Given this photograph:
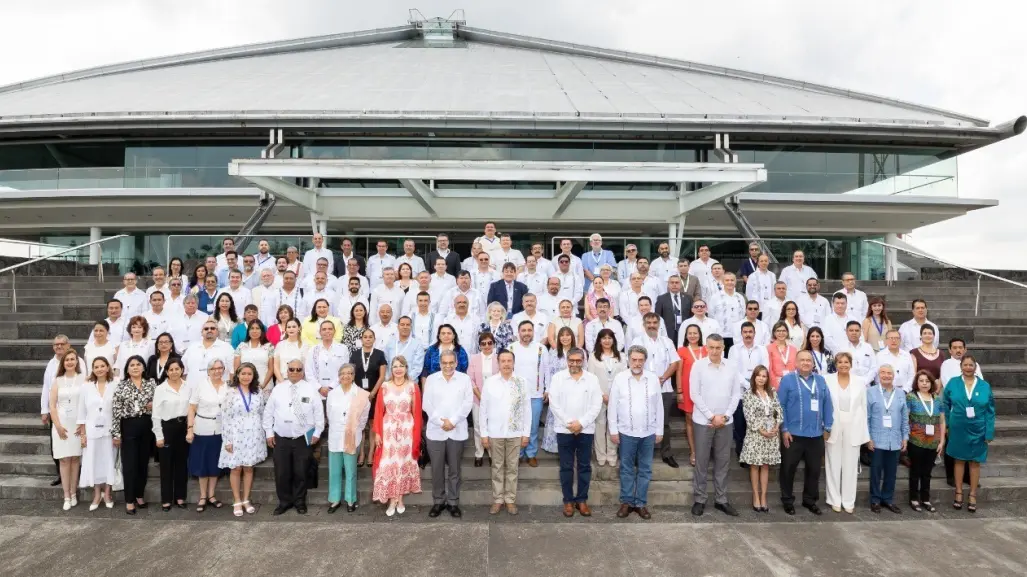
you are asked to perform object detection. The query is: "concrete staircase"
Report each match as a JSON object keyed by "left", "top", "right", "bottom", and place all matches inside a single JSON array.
[{"left": 0, "top": 276, "right": 1024, "bottom": 506}]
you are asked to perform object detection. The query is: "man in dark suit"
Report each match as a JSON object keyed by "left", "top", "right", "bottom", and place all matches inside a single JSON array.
[
  {"left": 487, "top": 263, "right": 529, "bottom": 317},
  {"left": 332, "top": 237, "right": 366, "bottom": 278},
  {"left": 653, "top": 275, "right": 693, "bottom": 346},
  {"left": 426, "top": 233, "right": 462, "bottom": 278}
]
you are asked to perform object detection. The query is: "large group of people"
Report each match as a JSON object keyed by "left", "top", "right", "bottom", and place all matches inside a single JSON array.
[{"left": 39, "top": 226, "right": 996, "bottom": 519}]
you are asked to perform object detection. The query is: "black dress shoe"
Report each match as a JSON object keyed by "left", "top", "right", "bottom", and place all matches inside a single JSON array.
[
  {"left": 347, "top": 503, "right": 357, "bottom": 513},
  {"left": 272, "top": 504, "right": 292, "bottom": 516},
  {"left": 870, "top": 503, "right": 882, "bottom": 513},
  {"left": 161, "top": 504, "right": 171, "bottom": 512},
  {"left": 739, "top": 462, "right": 750, "bottom": 469},
  {"left": 803, "top": 504, "right": 822, "bottom": 516},
  {"left": 327, "top": 503, "right": 342, "bottom": 514},
  {"left": 760, "top": 507, "right": 769, "bottom": 513},
  {"left": 691, "top": 503, "right": 704, "bottom": 516},
  {"left": 135, "top": 502, "right": 148, "bottom": 509},
  {"left": 714, "top": 502, "right": 739, "bottom": 517},
  {"left": 125, "top": 507, "right": 137, "bottom": 516},
  {"left": 783, "top": 504, "right": 796, "bottom": 515},
  {"left": 449, "top": 505, "right": 462, "bottom": 518},
  {"left": 429, "top": 504, "right": 445, "bottom": 518},
  {"left": 662, "top": 456, "right": 679, "bottom": 469},
  {"left": 50, "top": 478, "right": 62, "bottom": 487},
  {"left": 474, "top": 458, "right": 483, "bottom": 467},
  {"left": 884, "top": 503, "right": 902, "bottom": 514},
  {"left": 175, "top": 502, "right": 188, "bottom": 510},
  {"left": 296, "top": 505, "right": 308, "bottom": 515}
]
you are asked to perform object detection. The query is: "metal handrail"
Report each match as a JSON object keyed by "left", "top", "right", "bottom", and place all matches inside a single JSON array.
[
  {"left": 864, "top": 239, "right": 1027, "bottom": 316},
  {"left": 165, "top": 234, "right": 439, "bottom": 265},
  {"left": 1, "top": 234, "right": 128, "bottom": 312}
]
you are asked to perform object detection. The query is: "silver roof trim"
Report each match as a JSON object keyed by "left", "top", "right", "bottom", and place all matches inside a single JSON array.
[{"left": 0, "top": 21, "right": 991, "bottom": 128}]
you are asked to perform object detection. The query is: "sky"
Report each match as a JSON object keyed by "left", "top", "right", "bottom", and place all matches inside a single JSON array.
[{"left": 1, "top": 0, "right": 1024, "bottom": 269}]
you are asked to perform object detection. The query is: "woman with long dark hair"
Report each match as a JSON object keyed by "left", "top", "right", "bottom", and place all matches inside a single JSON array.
[
  {"left": 342, "top": 302, "right": 370, "bottom": 349},
  {"left": 907, "top": 369, "right": 945, "bottom": 512},
  {"left": 778, "top": 301, "right": 806, "bottom": 350},
  {"left": 111, "top": 355, "right": 156, "bottom": 514},
  {"left": 542, "top": 326, "right": 577, "bottom": 454},
  {"left": 587, "top": 328, "right": 625, "bottom": 466},
  {"left": 79, "top": 356, "right": 117, "bottom": 511},
  {"left": 266, "top": 304, "right": 294, "bottom": 346},
  {"left": 421, "top": 323, "right": 470, "bottom": 378},
  {"left": 235, "top": 320, "right": 275, "bottom": 400},
  {"left": 862, "top": 296, "right": 893, "bottom": 352},
  {"left": 740, "top": 365, "right": 782, "bottom": 512},
  {"left": 942, "top": 355, "right": 995, "bottom": 513},
  {"left": 189, "top": 264, "right": 208, "bottom": 295},
  {"left": 169, "top": 257, "right": 188, "bottom": 293},
  {"left": 146, "top": 332, "right": 180, "bottom": 384},
  {"left": 220, "top": 362, "right": 267, "bottom": 517},
  {"left": 213, "top": 293, "right": 239, "bottom": 343},
  {"left": 50, "top": 349, "right": 85, "bottom": 510},
  {"left": 676, "top": 323, "right": 706, "bottom": 466},
  {"left": 152, "top": 357, "right": 190, "bottom": 511},
  {"left": 803, "top": 326, "right": 835, "bottom": 375}
]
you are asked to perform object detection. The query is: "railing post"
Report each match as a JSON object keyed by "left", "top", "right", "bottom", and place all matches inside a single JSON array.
[
  {"left": 10, "top": 272, "right": 15, "bottom": 313},
  {"left": 975, "top": 275, "right": 981, "bottom": 317}
]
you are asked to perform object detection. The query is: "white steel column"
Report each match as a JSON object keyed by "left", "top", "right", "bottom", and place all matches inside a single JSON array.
[
  {"left": 668, "top": 223, "right": 678, "bottom": 257},
  {"left": 884, "top": 233, "right": 900, "bottom": 282},
  {"left": 88, "top": 227, "right": 101, "bottom": 265}
]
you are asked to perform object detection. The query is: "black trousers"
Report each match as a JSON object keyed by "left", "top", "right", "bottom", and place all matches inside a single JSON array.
[
  {"left": 47, "top": 417, "right": 60, "bottom": 478},
  {"left": 158, "top": 417, "right": 189, "bottom": 504},
  {"left": 907, "top": 443, "right": 936, "bottom": 503},
  {"left": 659, "top": 392, "right": 675, "bottom": 457},
  {"left": 120, "top": 416, "right": 152, "bottom": 503},
  {"left": 732, "top": 403, "right": 747, "bottom": 460},
  {"left": 273, "top": 434, "right": 311, "bottom": 507},
  {"left": 723, "top": 337, "right": 735, "bottom": 356},
  {"left": 780, "top": 435, "right": 824, "bottom": 507}
]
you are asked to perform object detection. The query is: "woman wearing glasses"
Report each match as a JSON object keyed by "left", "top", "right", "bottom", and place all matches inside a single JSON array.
[
  {"left": 187, "top": 358, "right": 230, "bottom": 512},
  {"left": 111, "top": 355, "right": 156, "bottom": 515},
  {"left": 468, "top": 332, "right": 499, "bottom": 467}
]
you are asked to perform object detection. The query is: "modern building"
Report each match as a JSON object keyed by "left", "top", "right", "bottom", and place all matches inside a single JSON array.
[{"left": 0, "top": 12, "right": 1023, "bottom": 278}]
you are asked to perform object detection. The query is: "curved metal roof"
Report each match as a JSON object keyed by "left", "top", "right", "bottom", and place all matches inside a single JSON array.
[{"left": 0, "top": 20, "right": 1005, "bottom": 136}]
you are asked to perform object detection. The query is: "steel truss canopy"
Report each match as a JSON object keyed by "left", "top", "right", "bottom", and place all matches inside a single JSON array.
[{"left": 228, "top": 159, "right": 768, "bottom": 223}]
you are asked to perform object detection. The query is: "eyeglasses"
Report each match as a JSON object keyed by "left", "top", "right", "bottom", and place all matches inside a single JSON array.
[
  {"left": 692, "top": 305, "right": 706, "bottom": 309},
  {"left": 746, "top": 307, "right": 759, "bottom": 311},
  {"left": 203, "top": 327, "right": 217, "bottom": 332},
  {"left": 209, "top": 367, "right": 225, "bottom": 372},
  {"left": 626, "top": 248, "right": 637, "bottom": 252},
  {"left": 287, "top": 368, "right": 304, "bottom": 373},
  {"left": 480, "top": 340, "right": 494, "bottom": 346}
]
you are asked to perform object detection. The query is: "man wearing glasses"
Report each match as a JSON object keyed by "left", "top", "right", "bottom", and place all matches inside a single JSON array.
[
  {"left": 181, "top": 320, "right": 235, "bottom": 386},
  {"left": 548, "top": 348, "right": 602, "bottom": 517},
  {"left": 680, "top": 300, "right": 722, "bottom": 347},
  {"left": 264, "top": 359, "right": 324, "bottom": 515}
]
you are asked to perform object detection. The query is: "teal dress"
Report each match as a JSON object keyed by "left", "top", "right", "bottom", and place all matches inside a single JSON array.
[{"left": 940, "top": 376, "right": 995, "bottom": 463}]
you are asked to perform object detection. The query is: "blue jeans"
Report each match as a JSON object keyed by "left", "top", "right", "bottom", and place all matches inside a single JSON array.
[
  {"left": 521, "top": 398, "right": 544, "bottom": 458},
  {"left": 870, "top": 448, "right": 900, "bottom": 505},
  {"left": 618, "top": 434, "right": 655, "bottom": 507},
  {"left": 557, "top": 433, "right": 594, "bottom": 503}
]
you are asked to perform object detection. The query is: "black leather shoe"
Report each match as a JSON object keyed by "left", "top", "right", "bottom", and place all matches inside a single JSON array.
[
  {"left": 783, "top": 504, "right": 796, "bottom": 515},
  {"left": 50, "top": 478, "right": 62, "bottom": 487},
  {"left": 272, "top": 504, "right": 292, "bottom": 516},
  {"left": 803, "top": 504, "right": 822, "bottom": 516},
  {"left": 714, "top": 502, "right": 739, "bottom": 517},
  {"left": 884, "top": 503, "right": 902, "bottom": 514},
  {"left": 474, "top": 458, "right": 483, "bottom": 467},
  {"left": 691, "top": 503, "right": 704, "bottom": 516},
  {"left": 347, "top": 503, "right": 357, "bottom": 513},
  {"left": 125, "top": 507, "right": 137, "bottom": 516},
  {"left": 135, "top": 502, "right": 148, "bottom": 509},
  {"left": 662, "top": 456, "right": 679, "bottom": 469},
  {"left": 161, "top": 504, "right": 171, "bottom": 512},
  {"left": 327, "top": 503, "right": 342, "bottom": 514},
  {"left": 175, "top": 502, "right": 188, "bottom": 510},
  {"left": 870, "top": 503, "right": 882, "bottom": 513},
  {"left": 449, "top": 505, "right": 462, "bottom": 518},
  {"left": 296, "top": 505, "right": 308, "bottom": 515},
  {"left": 429, "top": 504, "right": 445, "bottom": 518}
]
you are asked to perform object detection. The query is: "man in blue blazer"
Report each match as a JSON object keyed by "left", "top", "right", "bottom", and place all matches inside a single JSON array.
[
  {"left": 487, "top": 263, "right": 530, "bottom": 317},
  {"left": 778, "top": 350, "right": 834, "bottom": 516}
]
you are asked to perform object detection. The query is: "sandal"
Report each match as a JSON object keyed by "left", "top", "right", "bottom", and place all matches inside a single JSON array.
[
  {"left": 909, "top": 500, "right": 922, "bottom": 512},
  {"left": 208, "top": 497, "right": 224, "bottom": 509},
  {"left": 968, "top": 495, "right": 977, "bottom": 513},
  {"left": 953, "top": 492, "right": 963, "bottom": 510},
  {"left": 689, "top": 453, "right": 696, "bottom": 467},
  {"left": 196, "top": 498, "right": 207, "bottom": 513},
  {"left": 923, "top": 501, "right": 937, "bottom": 513},
  {"left": 242, "top": 500, "right": 256, "bottom": 515},
  {"left": 233, "top": 503, "right": 244, "bottom": 517}
]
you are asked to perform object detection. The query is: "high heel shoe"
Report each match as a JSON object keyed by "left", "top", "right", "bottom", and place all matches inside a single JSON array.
[
  {"left": 953, "top": 491, "right": 963, "bottom": 510},
  {"left": 967, "top": 495, "right": 977, "bottom": 513}
]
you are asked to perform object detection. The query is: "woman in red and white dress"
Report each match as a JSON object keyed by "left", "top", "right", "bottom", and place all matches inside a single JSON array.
[{"left": 371, "top": 356, "right": 422, "bottom": 516}]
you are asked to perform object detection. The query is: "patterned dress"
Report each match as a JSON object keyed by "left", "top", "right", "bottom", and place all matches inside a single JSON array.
[
  {"left": 478, "top": 321, "right": 514, "bottom": 351},
  {"left": 218, "top": 387, "right": 268, "bottom": 469},
  {"left": 372, "top": 382, "right": 422, "bottom": 502},
  {"left": 739, "top": 390, "right": 783, "bottom": 466}
]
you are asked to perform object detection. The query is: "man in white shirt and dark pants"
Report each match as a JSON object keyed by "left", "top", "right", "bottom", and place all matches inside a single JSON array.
[
  {"left": 422, "top": 351, "right": 474, "bottom": 518},
  {"left": 608, "top": 346, "right": 664, "bottom": 520},
  {"left": 548, "top": 348, "right": 603, "bottom": 517},
  {"left": 690, "top": 334, "right": 742, "bottom": 517},
  {"left": 263, "top": 359, "right": 324, "bottom": 516},
  {"left": 480, "top": 349, "right": 533, "bottom": 515}
]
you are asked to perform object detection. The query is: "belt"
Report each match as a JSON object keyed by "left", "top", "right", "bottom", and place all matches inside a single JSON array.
[
  {"left": 163, "top": 416, "right": 187, "bottom": 423},
  {"left": 196, "top": 414, "right": 217, "bottom": 420}
]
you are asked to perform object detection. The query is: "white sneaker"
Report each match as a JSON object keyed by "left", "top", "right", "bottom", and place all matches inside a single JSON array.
[
  {"left": 62, "top": 499, "right": 72, "bottom": 511},
  {"left": 70, "top": 496, "right": 78, "bottom": 507},
  {"left": 386, "top": 503, "right": 397, "bottom": 517},
  {"left": 396, "top": 503, "right": 406, "bottom": 515}
]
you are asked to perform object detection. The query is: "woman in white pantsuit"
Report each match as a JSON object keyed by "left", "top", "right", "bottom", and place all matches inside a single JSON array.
[
  {"left": 824, "top": 352, "right": 870, "bottom": 513},
  {"left": 587, "top": 328, "right": 625, "bottom": 466}
]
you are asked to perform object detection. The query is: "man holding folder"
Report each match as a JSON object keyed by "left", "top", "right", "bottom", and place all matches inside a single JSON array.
[{"left": 263, "top": 359, "right": 324, "bottom": 515}]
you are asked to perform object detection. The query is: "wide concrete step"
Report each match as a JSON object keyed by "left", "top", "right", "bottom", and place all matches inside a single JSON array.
[{"left": 13, "top": 321, "right": 97, "bottom": 340}]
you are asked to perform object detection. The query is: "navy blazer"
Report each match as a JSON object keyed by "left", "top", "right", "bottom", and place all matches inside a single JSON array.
[{"left": 486, "top": 279, "right": 529, "bottom": 317}]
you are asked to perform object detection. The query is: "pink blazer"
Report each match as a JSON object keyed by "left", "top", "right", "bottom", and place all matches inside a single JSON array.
[{"left": 468, "top": 353, "right": 499, "bottom": 406}]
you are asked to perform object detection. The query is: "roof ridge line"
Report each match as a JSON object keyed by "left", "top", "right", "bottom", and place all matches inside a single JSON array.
[{"left": 458, "top": 26, "right": 990, "bottom": 127}]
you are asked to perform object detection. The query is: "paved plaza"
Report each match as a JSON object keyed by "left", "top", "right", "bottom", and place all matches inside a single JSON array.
[{"left": 2, "top": 500, "right": 1026, "bottom": 576}]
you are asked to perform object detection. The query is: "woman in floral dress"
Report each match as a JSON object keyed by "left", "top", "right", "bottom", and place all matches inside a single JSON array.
[
  {"left": 219, "top": 362, "right": 267, "bottom": 517},
  {"left": 371, "top": 356, "right": 422, "bottom": 516},
  {"left": 740, "top": 365, "right": 783, "bottom": 513}
]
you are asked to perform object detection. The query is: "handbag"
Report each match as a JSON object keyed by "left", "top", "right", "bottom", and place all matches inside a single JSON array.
[{"left": 112, "top": 449, "right": 125, "bottom": 492}]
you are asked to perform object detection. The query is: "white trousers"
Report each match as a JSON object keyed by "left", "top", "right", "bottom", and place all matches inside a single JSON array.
[
  {"left": 825, "top": 423, "right": 860, "bottom": 509},
  {"left": 472, "top": 404, "right": 485, "bottom": 458},
  {"left": 593, "top": 408, "right": 617, "bottom": 465}
]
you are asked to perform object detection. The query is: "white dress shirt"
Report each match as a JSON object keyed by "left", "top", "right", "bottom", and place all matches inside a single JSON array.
[
  {"left": 422, "top": 371, "right": 474, "bottom": 441},
  {"left": 189, "top": 378, "right": 229, "bottom": 436},
  {"left": 689, "top": 258, "right": 719, "bottom": 296},
  {"left": 821, "top": 312, "right": 857, "bottom": 354},
  {"left": 618, "top": 289, "right": 647, "bottom": 321},
  {"left": 547, "top": 370, "right": 603, "bottom": 434},
  {"left": 402, "top": 285, "right": 437, "bottom": 316},
  {"left": 77, "top": 380, "right": 116, "bottom": 440},
  {"left": 304, "top": 343, "right": 350, "bottom": 396},
  {"left": 494, "top": 249, "right": 525, "bottom": 270},
  {"left": 170, "top": 312, "right": 209, "bottom": 351},
  {"left": 745, "top": 269, "right": 777, "bottom": 306},
  {"left": 616, "top": 258, "right": 638, "bottom": 284},
  {"left": 302, "top": 248, "right": 334, "bottom": 279},
  {"left": 840, "top": 288, "right": 869, "bottom": 320},
  {"left": 114, "top": 288, "right": 148, "bottom": 317},
  {"left": 143, "top": 309, "right": 172, "bottom": 343},
  {"left": 370, "top": 322, "right": 398, "bottom": 350},
  {"left": 217, "top": 286, "right": 252, "bottom": 317},
  {"left": 366, "top": 253, "right": 397, "bottom": 289},
  {"left": 731, "top": 318, "right": 770, "bottom": 346},
  {"left": 838, "top": 339, "right": 878, "bottom": 379},
  {"left": 510, "top": 311, "right": 550, "bottom": 345},
  {"left": 409, "top": 310, "right": 439, "bottom": 346},
  {"left": 679, "top": 316, "right": 722, "bottom": 346},
  {"left": 370, "top": 283, "right": 405, "bottom": 322},
  {"left": 940, "top": 358, "right": 983, "bottom": 385},
  {"left": 727, "top": 343, "right": 770, "bottom": 393},
  {"left": 479, "top": 373, "right": 533, "bottom": 439},
  {"left": 396, "top": 254, "right": 427, "bottom": 275},
  {"left": 151, "top": 381, "right": 192, "bottom": 440},
  {"left": 180, "top": 340, "right": 235, "bottom": 385},
  {"left": 260, "top": 287, "right": 304, "bottom": 328},
  {"left": 689, "top": 357, "right": 742, "bottom": 426},
  {"left": 630, "top": 334, "right": 678, "bottom": 392},
  {"left": 710, "top": 290, "right": 747, "bottom": 334},
  {"left": 334, "top": 274, "right": 370, "bottom": 297},
  {"left": 443, "top": 313, "right": 480, "bottom": 355},
  {"left": 584, "top": 317, "right": 626, "bottom": 353},
  {"left": 471, "top": 269, "right": 498, "bottom": 297},
  {"left": 114, "top": 338, "right": 155, "bottom": 378},
  {"left": 336, "top": 292, "right": 370, "bottom": 325},
  {"left": 517, "top": 270, "right": 547, "bottom": 297},
  {"left": 899, "top": 319, "right": 940, "bottom": 353},
  {"left": 301, "top": 287, "right": 337, "bottom": 317},
  {"left": 626, "top": 316, "right": 669, "bottom": 345},
  {"left": 607, "top": 370, "right": 664, "bottom": 438},
  {"left": 763, "top": 298, "right": 786, "bottom": 327},
  {"left": 88, "top": 316, "right": 127, "bottom": 346},
  {"left": 554, "top": 271, "right": 583, "bottom": 305},
  {"left": 262, "top": 379, "right": 325, "bottom": 439},
  {"left": 797, "top": 294, "right": 830, "bottom": 328},
  {"left": 875, "top": 348, "right": 916, "bottom": 392},
  {"left": 649, "top": 257, "right": 679, "bottom": 284},
  {"left": 326, "top": 385, "right": 371, "bottom": 453},
  {"left": 510, "top": 340, "right": 549, "bottom": 398},
  {"left": 537, "top": 292, "right": 572, "bottom": 321},
  {"left": 778, "top": 264, "right": 818, "bottom": 300},
  {"left": 438, "top": 287, "right": 486, "bottom": 323}
]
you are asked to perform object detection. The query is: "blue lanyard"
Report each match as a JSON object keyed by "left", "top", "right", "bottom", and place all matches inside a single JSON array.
[{"left": 239, "top": 388, "right": 253, "bottom": 413}]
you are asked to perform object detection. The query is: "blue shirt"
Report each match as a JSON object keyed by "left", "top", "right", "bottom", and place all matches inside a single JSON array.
[
  {"left": 384, "top": 338, "right": 426, "bottom": 381},
  {"left": 215, "top": 267, "right": 230, "bottom": 289},
  {"left": 778, "top": 372, "right": 833, "bottom": 437},
  {"left": 867, "top": 386, "right": 910, "bottom": 451},
  {"left": 231, "top": 320, "right": 265, "bottom": 349},
  {"left": 580, "top": 249, "right": 617, "bottom": 292}
]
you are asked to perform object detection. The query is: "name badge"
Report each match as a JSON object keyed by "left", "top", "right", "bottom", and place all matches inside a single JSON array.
[
  {"left": 593, "top": 267, "right": 601, "bottom": 275},
  {"left": 877, "top": 340, "right": 884, "bottom": 350},
  {"left": 925, "top": 424, "right": 935, "bottom": 436},
  {"left": 300, "top": 397, "right": 310, "bottom": 404},
  {"left": 206, "top": 303, "right": 215, "bottom": 313},
  {"left": 883, "top": 415, "right": 893, "bottom": 429},
  {"left": 810, "top": 399, "right": 819, "bottom": 412},
  {"left": 966, "top": 407, "right": 975, "bottom": 419},
  {"left": 321, "top": 377, "right": 331, "bottom": 383},
  {"left": 675, "top": 314, "right": 682, "bottom": 325},
  {"left": 361, "top": 378, "right": 369, "bottom": 390}
]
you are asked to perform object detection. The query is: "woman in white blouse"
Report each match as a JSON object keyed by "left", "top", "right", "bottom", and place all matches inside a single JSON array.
[
  {"left": 587, "top": 328, "right": 626, "bottom": 466},
  {"left": 326, "top": 364, "right": 371, "bottom": 513},
  {"left": 186, "top": 358, "right": 230, "bottom": 512},
  {"left": 824, "top": 352, "right": 870, "bottom": 514},
  {"left": 50, "top": 349, "right": 85, "bottom": 510},
  {"left": 234, "top": 320, "right": 276, "bottom": 400},
  {"left": 114, "top": 316, "right": 154, "bottom": 379},
  {"left": 780, "top": 301, "right": 807, "bottom": 350},
  {"left": 85, "top": 321, "right": 119, "bottom": 381},
  {"left": 152, "top": 358, "right": 191, "bottom": 511},
  {"left": 77, "top": 356, "right": 117, "bottom": 511},
  {"left": 213, "top": 293, "right": 239, "bottom": 343},
  {"left": 273, "top": 318, "right": 307, "bottom": 382},
  {"left": 595, "top": 264, "right": 622, "bottom": 300},
  {"left": 547, "top": 299, "right": 585, "bottom": 348}
]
